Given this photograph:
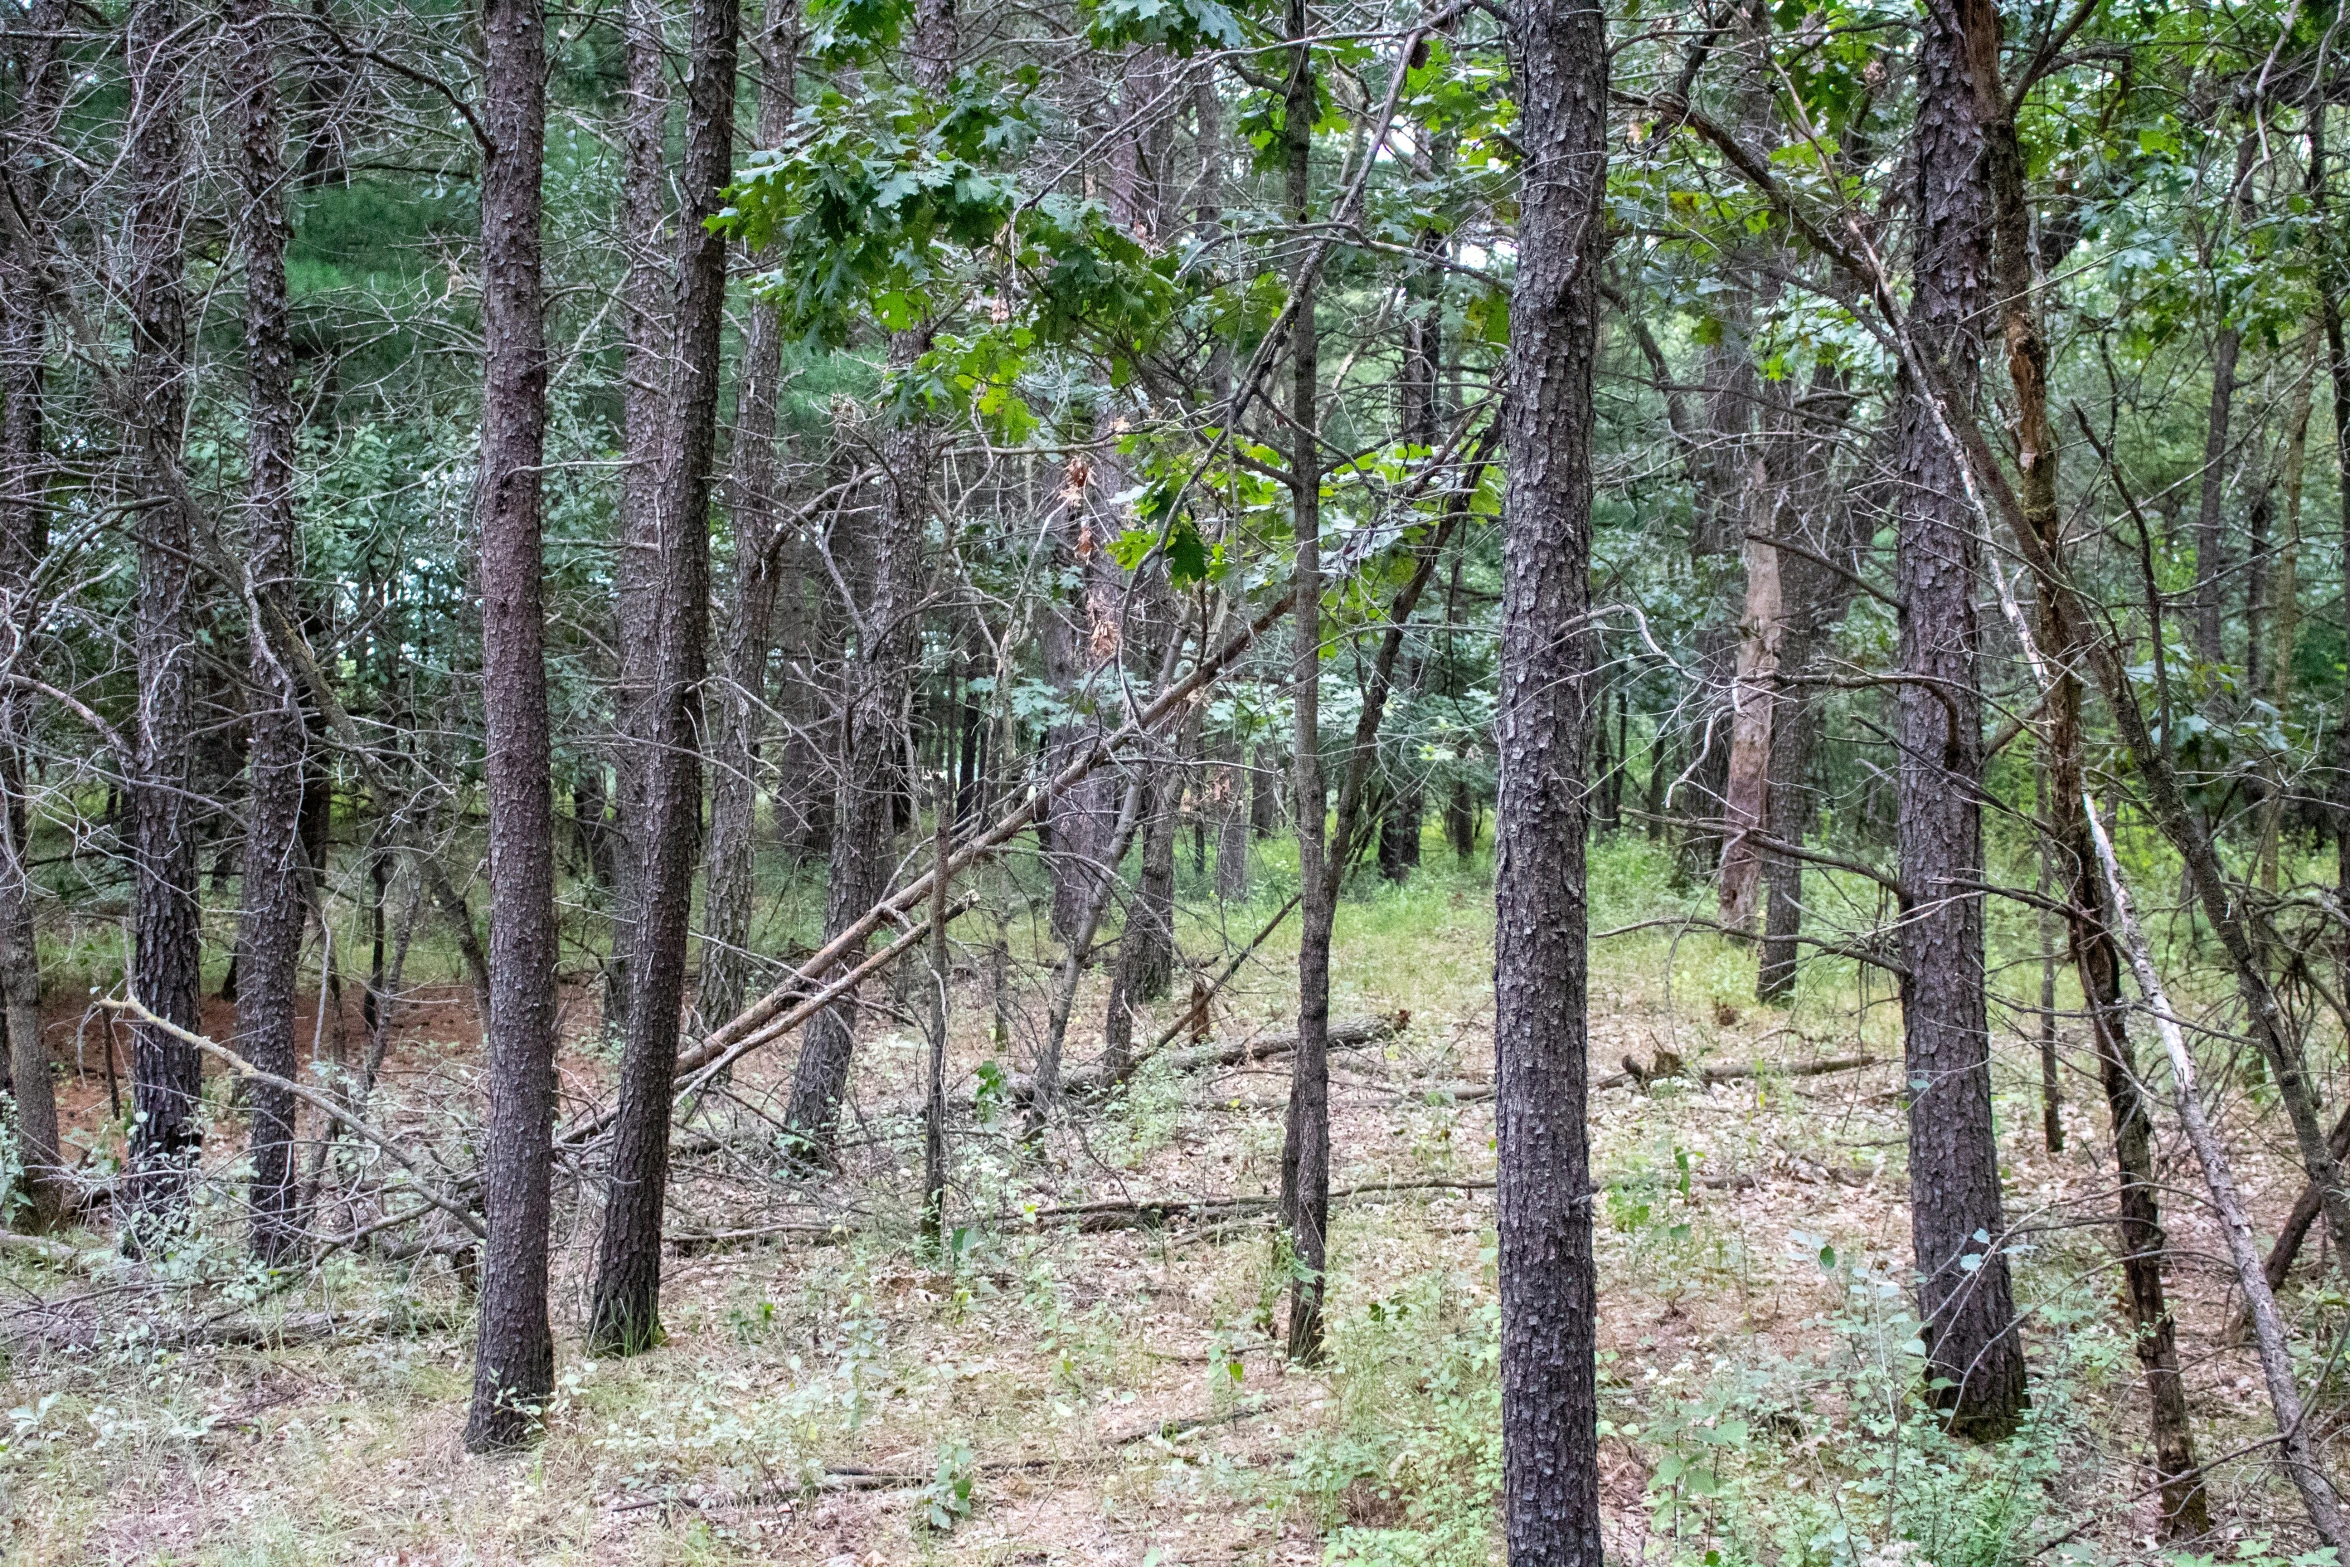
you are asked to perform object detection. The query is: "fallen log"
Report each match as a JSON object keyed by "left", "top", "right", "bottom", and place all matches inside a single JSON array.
[
  {"left": 1014, "top": 1175, "right": 1494, "bottom": 1233},
  {"left": 1015, "top": 1012, "right": 1405, "bottom": 1106},
  {"left": 0, "top": 1230, "right": 114, "bottom": 1273},
  {"left": 1425, "top": 1051, "right": 1880, "bottom": 1104}
]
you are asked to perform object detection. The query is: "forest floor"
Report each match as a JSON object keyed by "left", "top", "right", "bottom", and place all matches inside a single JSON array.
[{"left": 0, "top": 835, "right": 2342, "bottom": 1566}]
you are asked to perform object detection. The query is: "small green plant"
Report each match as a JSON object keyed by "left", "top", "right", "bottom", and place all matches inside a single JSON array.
[{"left": 916, "top": 1442, "right": 976, "bottom": 1533}]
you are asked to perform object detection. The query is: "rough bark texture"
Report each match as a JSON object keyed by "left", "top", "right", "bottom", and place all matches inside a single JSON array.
[
  {"left": 0, "top": 0, "right": 65, "bottom": 1228},
  {"left": 1276, "top": 0, "right": 1331, "bottom": 1363},
  {"left": 1755, "top": 369, "right": 1857, "bottom": 1000},
  {"left": 1892, "top": 0, "right": 2024, "bottom": 1441},
  {"left": 464, "top": 0, "right": 559, "bottom": 1452},
  {"left": 603, "top": 0, "right": 673, "bottom": 1039},
  {"left": 699, "top": 0, "right": 802, "bottom": 1032},
  {"left": 124, "top": 0, "right": 207, "bottom": 1237},
  {"left": 230, "top": 0, "right": 310, "bottom": 1265},
  {"left": 1493, "top": 0, "right": 1606, "bottom": 1556},
  {"left": 587, "top": 0, "right": 739, "bottom": 1356},
  {"left": 780, "top": 0, "right": 953, "bottom": 1160}
]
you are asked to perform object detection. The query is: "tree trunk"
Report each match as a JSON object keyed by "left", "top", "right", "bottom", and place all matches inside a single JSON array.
[
  {"left": 779, "top": 0, "right": 953, "bottom": 1160},
  {"left": 1276, "top": 0, "right": 1332, "bottom": 1364},
  {"left": 586, "top": 0, "right": 737, "bottom": 1357},
  {"left": 2191, "top": 131, "right": 2257, "bottom": 672},
  {"left": 1494, "top": 0, "right": 1606, "bottom": 1555},
  {"left": 1980, "top": 23, "right": 2204, "bottom": 1523},
  {"left": 697, "top": 0, "right": 800, "bottom": 1033},
  {"left": 1756, "top": 369, "right": 1857, "bottom": 1001},
  {"left": 230, "top": 0, "right": 311, "bottom": 1266},
  {"left": 1717, "top": 526, "right": 1780, "bottom": 929},
  {"left": 0, "top": 0, "right": 65, "bottom": 1230},
  {"left": 464, "top": 0, "right": 559, "bottom": 1453},
  {"left": 1893, "top": 0, "right": 2024, "bottom": 1441},
  {"left": 1126, "top": 759, "right": 1179, "bottom": 1003},
  {"left": 2318, "top": 107, "right": 2350, "bottom": 1013},
  {"left": 1213, "top": 736, "right": 1250, "bottom": 900},
  {"left": 123, "top": 0, "right": 207, "bottom": 1240}
]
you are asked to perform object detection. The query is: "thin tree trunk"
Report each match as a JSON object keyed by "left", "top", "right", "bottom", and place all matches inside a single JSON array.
[
  {"left": 1987, "top": 47, "right": 2204, "bottom": 1524},
  {"left": 1494, "top": 0, "right": 1606, "bottom": 1553},
  {"left": 2034, "top": 771, "right": 2062, "bottom": 1156},
  {"left": 463, "top": 0, "right": 559, "bottom": 1452},
  {"left": 230, "top": 0, "right": 310, "bottom": 1265},
  {"left": 699, "top": 0, "right": 801, "bottom": 1031},
  {"left": 123, "top": 0, "right": 207, "bottom": 1240},
  {"left": 1213, "top": 735, "right": 1249, "bottom": 900},
  {"left": 0, "top": 0, "right": 65, "bottom": 1230},
  {"left": 1034, "top": 764, "right": 1149, "bottom": 1113},
  {"left": 587, "top": 0, "right": 737, "bottom": 1356},
  {"left": 1277, "top": 0, "right": 1332, "bottom": 1364},
  {"left": 2191, "top": 131, "right": 2257, "bottom": 670},
  {"left": 2315, "top": 105, "right": 2350, "bottom": 1014},
  {"left": 2259, "top": 354, "right": 2312, "bottom": 893},
  {"left": 2085, "top": 805, "right": 2346, "bottom": 1553},
  {"left": 921, "top": 772, "right": 950, "bottom": 1249},
  {"left": 1893, "top": 0, "right": 2023, "bottom": 1439}
]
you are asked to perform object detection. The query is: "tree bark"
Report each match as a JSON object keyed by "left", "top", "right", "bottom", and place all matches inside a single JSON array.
[
  {"left": 1756, "top": 369, "right": 1857, "bottom": 1000},
  {"left": 2191, "top": 131, "right": 2257, "bottom": 672},
  {"left": 603, "top": 0, "right": 674, "bottom": 1040},
  {"left": 2316, "top": 107, "right": 2350, "bottom": 1013},
  {"left": 1213, "top": 735, "right": 1249, "bottom": 900},
  {"left": 229, "top": 0, "right": 311, "bottom": 1266},
  {"left": 463, "top": 0, "right": 559, "bottom": 1452},
  {"left": 1717, "top": 525, "right": 1780, "bottom": 928},
  {"left": 123, "top": 0, "right": 207, "bottom": 1239},
  {"left": 699, "top": 0, "right": 802, "bottom": 1032},
  {"left": 1981, "top": 18, "right": 2203, "bottom": 1521},
  {"left": 586, "top": 0, "right": 737, "bottom": 1356},
  {"left": 1276, "top": 0, "right": 1332, "bottom": 1364},
  {"left": 779, "top": 0, "right": 952, "bottom": 1161},
  {"left": 0, "top": 0, "right": 66, "bottom": 1230},
  {"left": 1494, "top": 0, "right": 1606, "bottom": 1555},
  {"left": 1892, "top": 0, "right": 2024, "bottom": 1441}
]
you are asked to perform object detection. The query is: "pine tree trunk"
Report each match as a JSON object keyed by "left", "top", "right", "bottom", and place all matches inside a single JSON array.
[
  {"left": 230, "top": 0, "right": 311, "bottom": 1265},
  {"left": 123, "top": 0, "right": 207, "bottom": 1239},
  {"left": 1894, "top": 0, "right": 2023, "bottom": 1440},
  {"left": 779, "top": 0, "right": 953, "bottom": 1159},
  {"left": 1493, "top": 0, "right": 1607, "bottom": 1549},
  {"left": 697, "top": 0, "right": 800, "bottom": 1034},
  {"left": 603, "top": 0, "right": 673, "bottom": 1044},
  {"left": 463, "top": 0, "right": 559, "bottom": 1452},
  {"left": 0, "top": 0, "right": 65, "bottom": 1230},
  {"left": 1276, "top": 0, "right": 1332, "bottom": 1363},
  {"left": 587, "top": 0, "right": 738, "bottom": 1357}
]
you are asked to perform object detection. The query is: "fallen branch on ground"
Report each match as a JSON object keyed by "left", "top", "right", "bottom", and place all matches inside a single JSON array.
[
  {"left": 103, "top": 996, "right": 487, "bottom": 1240},
  {"left": 1424, "top": 1052, "right": 1880, "bottom": 1103},
  {"left": 1018, "top": 1012, "right": 1404, "bottom": 1105}
]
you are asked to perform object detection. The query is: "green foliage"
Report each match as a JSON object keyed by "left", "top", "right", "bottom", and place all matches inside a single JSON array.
[{"left": 916, "top": 1442, "right": 977, "bottom": 1532}]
